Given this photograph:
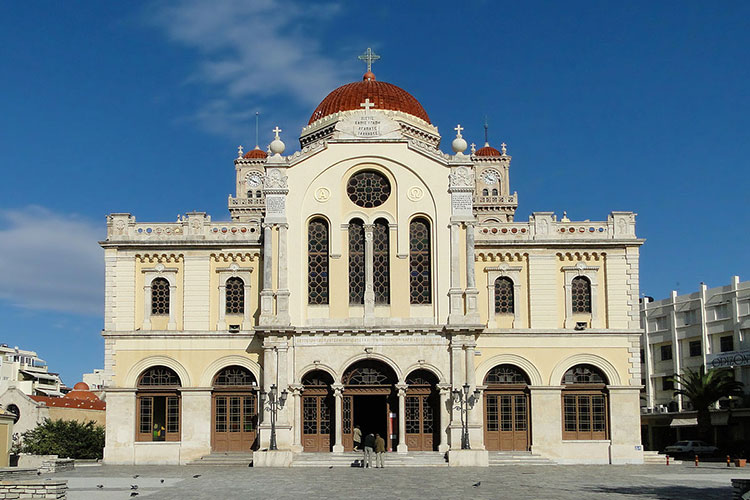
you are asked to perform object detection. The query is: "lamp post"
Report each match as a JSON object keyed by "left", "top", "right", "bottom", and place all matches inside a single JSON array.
[
  {"left": 452, "top": 383, "right": 481, "bottom": 450},
  {"left": 262, "top": 383, "right": 288, "bottom": 451}
]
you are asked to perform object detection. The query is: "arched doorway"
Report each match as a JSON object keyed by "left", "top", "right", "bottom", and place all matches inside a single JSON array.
[
  {"left": 405, "top": 369, "right": 439, "bottom": 451},
  {"left": 211, "top": 366, "right": 258, "bottom": 452},
  {"left": 136, "top": 366, "right": 181, "bottom": 442},
  {"left": 483, "top": 364, "right": 531, "bottom": 451},
  {"left": 301, "top": 370, "right": 334, "bottom": 452},
  {"left": 341, "top": 360, "right": 397, "bottom": 451}
]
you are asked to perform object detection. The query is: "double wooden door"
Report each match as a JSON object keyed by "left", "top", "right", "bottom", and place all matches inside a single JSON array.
[
  {"left": 405, "top": 392, "right": 437, "bottom": 451},
  {"left": 302, "top": 392, "right": 333, "bottom": 452},
  {"left": 484, "top": 392, "right": 530, "bottom": 451},
  {"left": 211, "top": 392, "right": 257, "bottom": 452}
]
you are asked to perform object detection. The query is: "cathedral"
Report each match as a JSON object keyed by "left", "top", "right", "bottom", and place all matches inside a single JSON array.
[{"left": 101, "top": 51, "right": 644, "bottom": 466}]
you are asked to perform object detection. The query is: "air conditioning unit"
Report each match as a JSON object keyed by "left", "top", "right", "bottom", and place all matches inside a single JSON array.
[{"left": 228, "top": 324, "right": 240, "bottom": 333}]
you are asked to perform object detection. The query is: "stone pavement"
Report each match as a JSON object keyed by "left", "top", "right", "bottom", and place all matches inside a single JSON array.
[{"left": 53, "top": 462, "right": 750, "bottom": 499}]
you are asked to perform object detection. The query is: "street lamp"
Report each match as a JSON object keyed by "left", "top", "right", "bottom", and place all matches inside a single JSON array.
[
  {"left": 262, "top": 383, "right": 288, "bottom": 451},
  {"left": 452, "top": 383, "right": 481, "bottom": 450}
]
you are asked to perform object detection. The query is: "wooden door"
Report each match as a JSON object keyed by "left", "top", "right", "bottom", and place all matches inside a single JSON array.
[
  {"left": 342, "top": 395, "right": 354, "bottom": 450},
  {"left": 484, "top": 392, "right": 529, "bottom": 451},
  {"left": 405, "top": 393, "right": 436, "bottom": 451},
  {"left": 212, "top": 393, "right": 257, "bottom": 452},
  {"left": 302, "top": 393, "right": 333, "bottom": 452}
]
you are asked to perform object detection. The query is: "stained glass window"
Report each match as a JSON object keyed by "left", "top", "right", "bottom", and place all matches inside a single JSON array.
[
  {"left": 373, "top": 219, "right": 390, "bottom": 304},
  {"left": 494, "top": 277, "right": 514, "bottom": 314},
  {"left": 225, "top": 277, "right": 244, "bottom": 314},
  {"left": 151, "top": 277, "right": 170, "bottom": 315},
  {"left": 138, "top": 366, "right": 181, "bottom": 387},
  {"left": 571, "top": 276, "right": 592, "bottom": 313},
  {"left": 348, "top": 219, "right": 365, "bottom": 304},
  {"left": 346, "top": 171, "right": 391, "bottom": 208},
  {"left": 409, "top": 218, "right": 431, "bottom": 304},
  {"left": 308, "top": 219, "right": 329, "bottom": 304}
]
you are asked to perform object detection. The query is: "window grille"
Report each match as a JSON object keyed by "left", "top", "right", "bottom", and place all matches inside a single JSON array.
[
  {"left": 225, "top": 277, "right": 244, "bottom": 314},
  {"left": 151, "top": 278, "right": 170, "bottom": 315},
  {"left": 409, "top": 218, "right": 431, "bottom": 304},
  {"left": 346, "top": 171, "right": 391, "bottom": 208},
  {"left": 562, "top": 365, "right": 607, "bottom": 385},
  {"left": 138, "top": 366, "right": 181, "bottom": 387},
  {"left": 348, "top": 220, "right": 365, "bottom": 304},
  {"left": 571, "top": 276, "right": 592, "bottom": 313},
  {"left": 494, "top": 277, "right": 514, "bottom": 314},
  {"left": 484, "top": 365, "right": 529, "bottom": 385},
  {"left": 308, "top": 219, "right": 329, "bottom": 304},
  {"left": 214, "top": 366, "right": 256, "bottom": 386},
  {"left": 373, "top": 219, "right": 390, "bottom": 304}
]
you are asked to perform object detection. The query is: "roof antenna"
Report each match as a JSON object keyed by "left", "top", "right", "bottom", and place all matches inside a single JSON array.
[
  {"left": 483, "top": 116, "right": 489, "bottom": 146},
  {"left": 255, "top": 111, "right": 260, "bottom": 149}
]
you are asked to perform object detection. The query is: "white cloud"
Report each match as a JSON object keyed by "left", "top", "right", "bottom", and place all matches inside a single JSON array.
[
  {"left": 0, "top": 207, "right": 102, "bottom": 316},
  {"left": 147, "top": 0, "right": 348, "bottom": 136}
]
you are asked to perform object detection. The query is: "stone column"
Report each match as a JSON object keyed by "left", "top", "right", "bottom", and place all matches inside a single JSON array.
[
  {"left": 464, "top": 342, "right": 476, "bottom": 389},
  {"left": 396, "top": 383, "right": 408, "bottom": 453},
  {"left": 258, "top": 346, "right": 275, "bottom": 448},
  {"left": 363, "top": 224, "right": 375, "bottom": 318},
  {"left": 276, "top": 345, "right": 289, "bottom": 426},
  {"left": 529, "top": 386, "right": 563, "bottom": 459},
  {"left": 464, "top": 222, "right": 480, "bottom": 321},
  {"left": 242, "top": 282, "right": 251, "bottom": 328},
  {"left": 332, "top": 384, "right": 344, "bottom": 453},
  {"left": 142, "top": 284, "right": 152, "bottom": 330},
  {"left": 276, "top": 223, "right": 290, "bottom": 324},
  {"left": 290, "top": 384, "right": 303, "bottom": 453},
  {"left": 167, "top": 283, "right": 177, "bottom": 330},
  {"left": 438, "top": 384, "right": 451, "bottom": 453},
  {"left": 448, "top": 223, "right": 463, "bottom": 321},
  {"left": 468, "top": 385, "right": 486, "bottom": 450},
  {"left": 180, "top": 389, "right": 212, "bottom": 463},
  {"left": 260, "top": 223, "right": 275, "bottom": 322},
  {"left": 217, "top": 282, "right": 227, "bottom": 330}
]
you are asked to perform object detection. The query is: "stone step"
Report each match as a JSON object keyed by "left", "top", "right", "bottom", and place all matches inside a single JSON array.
[
  {"left": 291, "top": 452, "right": 447, "bottom": 467},
  {"left": 488, "top": 451, "right": 556, "bottom": 466},
  {"left": 642, "top": 452, "right": 681, "bottom": 465},
  {"left": 187, "top": 453, "right": 254, "bottom": 466}
]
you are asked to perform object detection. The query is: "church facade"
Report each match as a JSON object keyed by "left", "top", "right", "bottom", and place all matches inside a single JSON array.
[{"left": 101, "top": 59, "right": 644, "bottom": 465}]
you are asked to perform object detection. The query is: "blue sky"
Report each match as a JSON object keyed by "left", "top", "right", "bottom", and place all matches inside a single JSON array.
[{"left": 0, "top": 1, "right": 748, "bottom": 385}]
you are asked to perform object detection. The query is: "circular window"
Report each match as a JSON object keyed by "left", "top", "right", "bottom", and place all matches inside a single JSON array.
[
  {"left": 346, "top": 171, "right": 391, "bottom": 208},
  {"left": 6, "top": 404, "right": 19, "bottom": 424}
]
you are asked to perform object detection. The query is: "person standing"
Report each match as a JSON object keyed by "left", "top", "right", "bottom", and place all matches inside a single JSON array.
[
  {"left": 363, "top": 432, "right": 375, "bottom": 468},
  {"left": 374, "top": 433, "right": 386, "bottom": 468},
  {"left": 353, "top": 425, "right": 362, "bottom": 451}
]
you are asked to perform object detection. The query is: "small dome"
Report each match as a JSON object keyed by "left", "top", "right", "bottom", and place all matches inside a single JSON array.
[
  {"left": 475, "top": 144, "right": 501, "bottom": 157},
  {"left": 73, "top": 382, "right": 89, "bottom": 391},
  {"left": 243, "top": 147, "right": 268, "bottom": 159},
  {"left": 309, "top": 73, "right": 430, "bottom": 125}
]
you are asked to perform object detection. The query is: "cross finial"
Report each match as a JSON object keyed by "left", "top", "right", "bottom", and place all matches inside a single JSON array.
[
  {"left": 272, "top": 126, "right": 282, "bottom": 139},
  {"left": 360, "top": 98, "right": 375, "bottom": 113},
  {"left": 237, "top": 145, "right": 244, "bottom": 157},
  {"left": 358, "top": 47, "right": 381, "bottom": 73},
  {"left": 501, "top": 142, "right": 507, "bottom": 155},
  {"left": 454, "top": 124, "right": 464, "bottom": 138},
  {"left": 470, "top": 143, "right": 476, "bottom": 154}
]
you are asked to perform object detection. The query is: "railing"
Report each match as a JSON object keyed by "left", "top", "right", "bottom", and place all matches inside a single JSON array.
[
  {"left": 228, "top": 196, "right": 265, "bottom": 207},
  {"left": 475, "top": 212, "right": 638, "bottom": 242},
  {"left": 473, "top": 193, "right": 518, "bottom": 205},
  {"left": 106, "top": 213, "right": 261, "bottom": 242}
]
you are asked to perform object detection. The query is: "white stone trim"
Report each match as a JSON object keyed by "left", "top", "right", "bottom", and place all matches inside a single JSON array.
[
  {"left": 296, "top": 362, "right": 338, "bottom": 384},
  {"left": 484, "top": 264, "right": 523, "bottom": 327},
  {"left": 123, "top": 356, "right": 191, "bottom": 387},
  {"left": 142, "top": 265, "right": 178, "bottom": 331},
  {"left": 338, "top": 352, "right": 403, "bottom": 384},
  {"left": 402, "top": 362, "right": 447, "bottom": 384},
  {"left": 198, "top": 355, "right": 262, "bottom": 387},
  {"left": 216, "top": 264, "right": 253, "bottom": 330},
  {"left": 548, "top": 353, "right": 621, "bottom": 386},
  {"left": 475, "top": 354, "right": 544, "bottom": 386},
  {"left": 562, "top": 262, "right": 600, "bottom": 328}
]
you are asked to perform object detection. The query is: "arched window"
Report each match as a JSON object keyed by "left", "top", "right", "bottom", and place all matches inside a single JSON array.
[
  {"left": 151, "top": 278, "right": 170, "bottom": 315},
  {"left": 308, "top": 219, "right": 329, "bottom": 305},
  {"left": 373, "top": 219, "right": 390, "bottom": 304},
  {"left": 494, "top": 277, "right": 514, "bottom": 314},
  {"left": 6, "top": 404, "right": 20, "bottom": 424},
  {"left": 484, "top": 365, "right": 529, "bottom": 385},
  {"left": 482, "top": 188, "right": 489, "bottom": 196},
  {"left": 214, "top": 366, "right": 256, "bottom": 387},
  {"left": 571, "top": 276, "right": 592, "bottom": 313},
  {"left": 348, "top": 219, "right": 365, "bottom": 304},
  {"left": 342, "top": 360, "right": 397, "bottom": 386},
  {"left": 346, "top": 171, "right": 391, "bottom": 208},
  {"left": 492, "top": 188, "right": 498, "bottom": 196},
  {"left": 212, "top": 366, "right": 257, "bottom": 442},
  {"left": 137, "top": 366, "right": 181, "bottom": 442},
  {"left": 256, "top": 190, "right": 262, "bottom": 198},
  {"left": 225, "top": 277, "right": 244, "bottom": 314},
  {"left": 561, "top": 364, "right": 608, "bottom": 440},
  {"left": 409, "top": 218, "right": 432, "bottom": 305}
]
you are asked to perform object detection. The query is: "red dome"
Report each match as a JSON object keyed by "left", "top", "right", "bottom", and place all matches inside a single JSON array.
[
  {"left": 309, "top": 73, "right": 430, "bottom": 125},
  {"left": 475, "top": 145, "right": 501, "bottom": 157},
  {"left": 243, "top": 147, "right": 268, "bottom": 159},
  {"left": 73, "top": 382, "right": 90, "bottom": 391}
]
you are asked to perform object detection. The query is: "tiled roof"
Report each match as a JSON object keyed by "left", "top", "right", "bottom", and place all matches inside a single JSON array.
[
  {"left": 30, "top": 395, "right": 105, "bottom": 411},
  {"left": 243, "top": 148, "right": 268, "bottom": 159},
  {"left": 475, "top": 145, "right": 501, "bottom": 157},
  {"left": 308, "top": 73, "right": 430, "bottom": 125}
]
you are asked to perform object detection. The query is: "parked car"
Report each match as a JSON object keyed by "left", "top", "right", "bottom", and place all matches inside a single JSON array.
[{"left": 664, "top": 440, "right": 718, "bottom": 457}]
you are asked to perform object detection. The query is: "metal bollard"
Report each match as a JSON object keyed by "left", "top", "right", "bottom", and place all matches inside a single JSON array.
[
  {"left": 666, "top": 455, "right": 669, "bottom": 466},
  {"left": 694, "top": 454, "right": 699, "bottom": 467},
  {"left": 728, "top": 455, "right": 732, "bottom": 467}
]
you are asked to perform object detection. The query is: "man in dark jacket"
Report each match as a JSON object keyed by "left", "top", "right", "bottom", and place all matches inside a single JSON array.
[
  {"left": 374, "top": 433, "right": 386, "bottom": 468},
  {"left": 363, "top": 432, "right": 376, "bottom": 468}
]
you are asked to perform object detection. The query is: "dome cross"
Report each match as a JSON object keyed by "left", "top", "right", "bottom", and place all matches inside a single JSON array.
[
  {"left": 360, "top": 98, "right": 376, "bottom": 114},
  {"left": 272, "top": 126, "right": 282, "bottom": 139},
  {"left": 454, "top": 124, "right": 464, "bottom": 138},
  {"left": 358, "top": 47, "right": 381, "bottom": 73}
]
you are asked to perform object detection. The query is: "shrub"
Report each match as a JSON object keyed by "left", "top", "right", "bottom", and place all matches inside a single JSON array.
[{"left": 20, "top": 419, "right": 105, "bottom": 459}]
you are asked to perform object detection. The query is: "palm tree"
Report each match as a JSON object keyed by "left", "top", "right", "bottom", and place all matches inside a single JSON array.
[{"left": 669, "top": 366, "right": 744, "bottom": 443}]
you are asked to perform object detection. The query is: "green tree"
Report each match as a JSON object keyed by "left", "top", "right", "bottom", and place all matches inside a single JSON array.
[
  {"left": 669, "top": 367, "right": 744, "bottom": 443},
  {"left": 20, "top": 419, "right": 105, "bottom": 459}
]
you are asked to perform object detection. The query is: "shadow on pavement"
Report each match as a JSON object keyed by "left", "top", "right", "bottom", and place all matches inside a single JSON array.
[{"left": 584, "top": 485, "right": 729, "bottom": 500}]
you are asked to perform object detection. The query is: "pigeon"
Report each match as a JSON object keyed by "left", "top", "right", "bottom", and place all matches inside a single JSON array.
[
  {"left": 96, "top": 485, "right": 104, "bottom": 489},
  {"left": 160, "top": 479, "right": 165, "bottom": 483},
  {"left": 193, "top": 474, "right": 201, "bottom": 478},
  {"left": 133, "top": 474, "right": 140, "bottom": 478},
  {"left": 36, "top": 471, "right": 41, "bottom": 476},
  {"left": 131, "top": 485, "right": 139, "bottom": 490},
  {"left": 130, "top": 493, "right": 139, "bottom": 498},
  {"left": 328, "top": 466, "right": 333, "bottom": 469},
  {"left": 472, "top": 481, "right": 481, "bottom": 488}
]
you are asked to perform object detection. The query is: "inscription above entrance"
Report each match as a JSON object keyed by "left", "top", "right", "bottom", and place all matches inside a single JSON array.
[{"left": 334, "top": 111, "right": 401, "bottom": 140}]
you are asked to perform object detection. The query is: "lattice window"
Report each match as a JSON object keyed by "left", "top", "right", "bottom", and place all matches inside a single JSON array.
[
  {"left": 514, "top": 395, "right": 527, "bottom": 431},
  {"left": 167, "top": 396, "right": 180, "bottom": 433},
  {"left": 346, "top": 171, "right": 391, "bottom": 208},
  {"left": 302, "top": 370, "right": 333, "bottom": 387},
  {"left": 562, "top": 394, "right": 607, "bottom": 439},
  {"left": 422, "top": 396, "right": 434, "bottom": 433},
  {"left": 343, "top": 362, "right": 394, "bottom": 385},
  {"left": 215, "top": 396, "right": 227, "bottom": 432},
  {"left": 151, "top": 277, "right": 170, "bottom": 315},
  {"left": 229, "top": 396, "right": 241, "bottom": 432},
  {"left": 343, "top": 397, "right": 352, "bottom": 434},
  {"left": 138, "top": 366, "right": 181, "bottom": 387},
  {"left": 484, "top": 365, "right": 529, "bottom": 385},
  {"left": 308, "top": 219, "right": 329, "bottom": 305},
  {"left": 214, "top": 366, "right": 256, "bottom": 387},
  {"left": 225, "top": 277, "right": 244, "bottom": 314},
  {"left": 494, "top": 277, "right": 514, "bottom": 314},
  {"left": 303, "top": 398, "right": 318, "bottom": 434},
  {"left": 486, "top": 395, "right": 499, "bottom": 432},
  {"left": 406, "top": 369, "right": 437, "bottom": 386},
  {"left": 348, "top": 220, "right": 365, "bottom": 304},
  {"left": 319, "top": 397, "right": 331, "bottom": 434},
  {"left": 405, "top": 396, "right": 420, "bottom": 433},
  {"left": 373, "top": 219, "right": 390, "bottom": 304},
  {"left": 139, "top": 397, "right": 153, "bottom": 434},
  {"left": 571, "top": 276, "right": 592, "bottom": 313},
  {"left": 562, "top": 364, "right": 607, "bottom": 385},
  {"left": 409, "top": 218, "right": 431, "bottom": 304},
  {"left": 500, "top": 395, "right": 512, "bottom": 431},
  {"left": 243, "top": 395, "right": 256, "bottom": 432}
]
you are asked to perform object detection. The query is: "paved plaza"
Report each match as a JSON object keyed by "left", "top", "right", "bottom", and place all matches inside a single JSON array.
[{"left": 50, "top": 462, "right": 750, "bottom": 499}]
